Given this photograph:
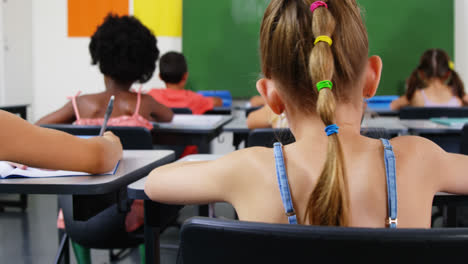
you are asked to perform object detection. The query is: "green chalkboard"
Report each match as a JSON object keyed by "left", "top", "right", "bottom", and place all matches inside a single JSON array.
[
  {"left": 183, "top": 0, "right": 269, "bottom": 98},
  {"left": 359, "top": 0, "right": 454, "bottom": 95},
  {"left": 183, "top": 0, "right": 454, "bottom": 98}
]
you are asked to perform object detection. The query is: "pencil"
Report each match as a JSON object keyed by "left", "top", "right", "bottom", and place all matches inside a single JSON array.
[{"left": 99, "top": 95, "right": 115, "bottom": 136}]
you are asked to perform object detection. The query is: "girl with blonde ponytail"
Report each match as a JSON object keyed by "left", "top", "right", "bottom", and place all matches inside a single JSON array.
[{"left": 146, "top": 0, "right": 468, "bottom": 229}]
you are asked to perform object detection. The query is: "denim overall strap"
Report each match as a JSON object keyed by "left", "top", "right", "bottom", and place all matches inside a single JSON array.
[
  {"left": 380, "top": 139, "right": 398, "bottom": 228},
  {"left": 273, "top": 143, "right": 298, "bottom": 224}
]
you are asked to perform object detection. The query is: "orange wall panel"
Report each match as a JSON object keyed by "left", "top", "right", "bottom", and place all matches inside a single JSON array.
[{"left": 68, "top": 0, "right": 129, "bottom": 37}]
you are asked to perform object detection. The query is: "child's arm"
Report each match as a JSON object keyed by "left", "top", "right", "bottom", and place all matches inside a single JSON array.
[
  {"left": 0, "top": 110, "right": 122, "bottom": 174},
  {"left": 210, "top": 97, "right": 224, "bottom": 107},
  {"left": 250, "top": 95, "right": 265, "bottom": 107},
  {"left": 389, "top": 96, "right": 410, "bottom": 110},
  {"left": 247, "top": 106, "right": 273, "bottom": 129},
  {"left": 144, "top": 148, "right": 258, "bottom": 205},
  {"left": 433, "top": 148, "right": 468, "bottom": 195},
  {"left": 35, "top": 101, "right": 76, "bottom": 125},
  {"left": 399, "top": 136, "right": 468, "bottom": 195}
]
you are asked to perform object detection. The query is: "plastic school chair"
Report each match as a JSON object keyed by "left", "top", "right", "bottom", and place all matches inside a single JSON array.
[
  {"left": 245, "top": 106, "right": 262, "bottom": 118},
  {"left": 40, "top": 124, "right": 153, "bottom": 150},
  {"left": 58, "top": 195, "right": 145, "bottom": 264},
  {"left": 171, "top": 108, "right": 193, "bottom": 114},
  {"left": 178, "top": 217, "right": 468, "bottom": 264},
  {"left": 399, "top": 107, "right": 468, "bottom": 120},
  {"left": 247, "top": 128, "right": 391, "bottom": 148}
]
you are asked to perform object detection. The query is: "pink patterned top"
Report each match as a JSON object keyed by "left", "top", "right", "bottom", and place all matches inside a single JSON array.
[{"left": 68, "top": 90, "right": 154, "bottom": 131}]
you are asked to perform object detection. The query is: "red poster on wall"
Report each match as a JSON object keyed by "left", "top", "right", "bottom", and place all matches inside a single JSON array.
[{"left": 68, "top": 0, "right": 129, "bottom": 37}]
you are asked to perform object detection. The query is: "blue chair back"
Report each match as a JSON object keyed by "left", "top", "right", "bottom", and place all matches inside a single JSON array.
[
  {"left": 197, "top": 90, "right": 232, "bottom": 107},
  {"left": 366, "top": 95, "right": 399, "bottom": 111}
]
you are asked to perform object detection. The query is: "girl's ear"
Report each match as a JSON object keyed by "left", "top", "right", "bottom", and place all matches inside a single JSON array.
[
  {"left": 363, "top": 56, "right": 383, "bottom": 98},
  {"left": 256, "top": 78, "right": 285, "bottom": 115}
]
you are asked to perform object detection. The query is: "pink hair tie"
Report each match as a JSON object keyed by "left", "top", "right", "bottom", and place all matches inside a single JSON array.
[{"left": 310, "top": 1, "right": 328, "bottom": 13}]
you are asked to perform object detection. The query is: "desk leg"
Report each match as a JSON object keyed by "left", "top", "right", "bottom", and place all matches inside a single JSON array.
[
  {"left": 443, "top": 205, "right": 457, "bottom": 227},
  {"left": 198, "top": 205, "right": 209, "bottom": 217},
  {"left": 144, "top": 200, "right": 160, "bottom": 264},
  {"left": 233, "top": 134, "right": 243, "bottom": 150}
]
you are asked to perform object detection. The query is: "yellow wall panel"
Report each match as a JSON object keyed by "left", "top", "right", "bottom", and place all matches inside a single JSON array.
[{"left": 134, "top": 0, "right": 182, "bottom": 37}]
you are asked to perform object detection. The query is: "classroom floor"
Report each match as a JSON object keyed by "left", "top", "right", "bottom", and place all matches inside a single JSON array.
[{"left": 0, "top": 194, "right": 236, "bottom": 264}]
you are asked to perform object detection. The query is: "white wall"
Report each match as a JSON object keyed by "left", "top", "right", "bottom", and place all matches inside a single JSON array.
[
  {"left": 455, "top": 0, "right": 468, "bottom": 89},
  {"left": 0, "top": 0, "right": 32, "bottom": 107},
  {"left": 31, "top": 0, "right": 181, "bottom": 122},
  {"left": 0, "top": 3, "right": 5, "bottom": 105}
]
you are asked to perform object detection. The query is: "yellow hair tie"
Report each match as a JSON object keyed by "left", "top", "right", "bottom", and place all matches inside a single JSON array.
[
  {"left": 314, "top": 35, "right": 333, "bottom": 46},
  {"left": 449, "top": 61, "right": 455, "bottom": 71}
]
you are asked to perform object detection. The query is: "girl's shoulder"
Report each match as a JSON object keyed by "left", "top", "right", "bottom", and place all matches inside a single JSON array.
[
  {"left": 409, "top": 89, "right": 426, "bottom": 106},
  {"left": 210, "top": 146, "right": 276, "bottom": 183},
  {"left": 390, "top": 135, "right": 443, "bottom": 156},
  {"left": 390, "top": 135, "right": 447, "bottom": 177}
]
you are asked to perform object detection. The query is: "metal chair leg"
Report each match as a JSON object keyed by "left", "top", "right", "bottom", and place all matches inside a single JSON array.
[{"left": 54, "top": 233, "right": 70, "bottom": 264}]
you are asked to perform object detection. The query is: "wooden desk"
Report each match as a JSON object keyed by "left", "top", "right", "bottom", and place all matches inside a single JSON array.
[
  {"left": 224, "top": 116, "right": 409, "bottom": 149},
  {"left": 0, "top": 150, "right": 174, "bottom": 221},
  {"left": 0, "top": 150, "right": 174, "bottom": 264},
  {"left": 152, "top": 115, "right": 233, "bottom": 153},
  {"left": 127, "top": 154, "right": 221, "bottom": 264},
  {"left": 223, "top": 116, "right": 250, "bottom": 149}
]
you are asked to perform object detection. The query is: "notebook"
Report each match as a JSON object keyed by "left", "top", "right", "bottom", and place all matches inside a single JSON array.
[
  {"left": 430, "top": 118, "right": 468, "bottom": 129},
  {"left": 0, "top": 161, "right": 120, "bottom": 179}
]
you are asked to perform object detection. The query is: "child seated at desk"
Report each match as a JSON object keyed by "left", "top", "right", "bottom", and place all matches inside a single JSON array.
[
  {"left": 247, "top": 105, "right": 289, "bottom": 129},
  {"left": 36, "top": 14, "right": 173, "bottom": 127},
  {"left": 145, "top": 0, "right": 468, "bottom": 229},
  {"left": 34, "top": 14, "right": 165, "bottom": 261},
  {"left": 148, "top": 52, "right": 223, "bottom": 115},
  {"left": 391, "top": 49, "right": 467, "bottom": 110}
]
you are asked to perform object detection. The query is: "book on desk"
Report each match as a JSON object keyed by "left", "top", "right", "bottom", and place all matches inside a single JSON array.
[
  {"left": 430, "top": 118, "right": 468, "bottom": 129},
  {"left": 0, "top": 161, "right": 120, "bottom": 179}
]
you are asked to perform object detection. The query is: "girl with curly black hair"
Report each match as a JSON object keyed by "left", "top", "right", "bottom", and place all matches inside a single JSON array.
[{"left": 36, "top": 14, "right": 173, "bottom": 126}]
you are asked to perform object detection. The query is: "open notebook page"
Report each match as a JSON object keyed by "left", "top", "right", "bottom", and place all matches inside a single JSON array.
[{"left": 0, "top": 161, "right": 120, "bottom": 179}]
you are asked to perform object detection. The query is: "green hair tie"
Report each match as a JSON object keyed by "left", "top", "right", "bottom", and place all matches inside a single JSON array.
[{"left": 317, "top": 80, "right": 333, "bottom": 92}]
